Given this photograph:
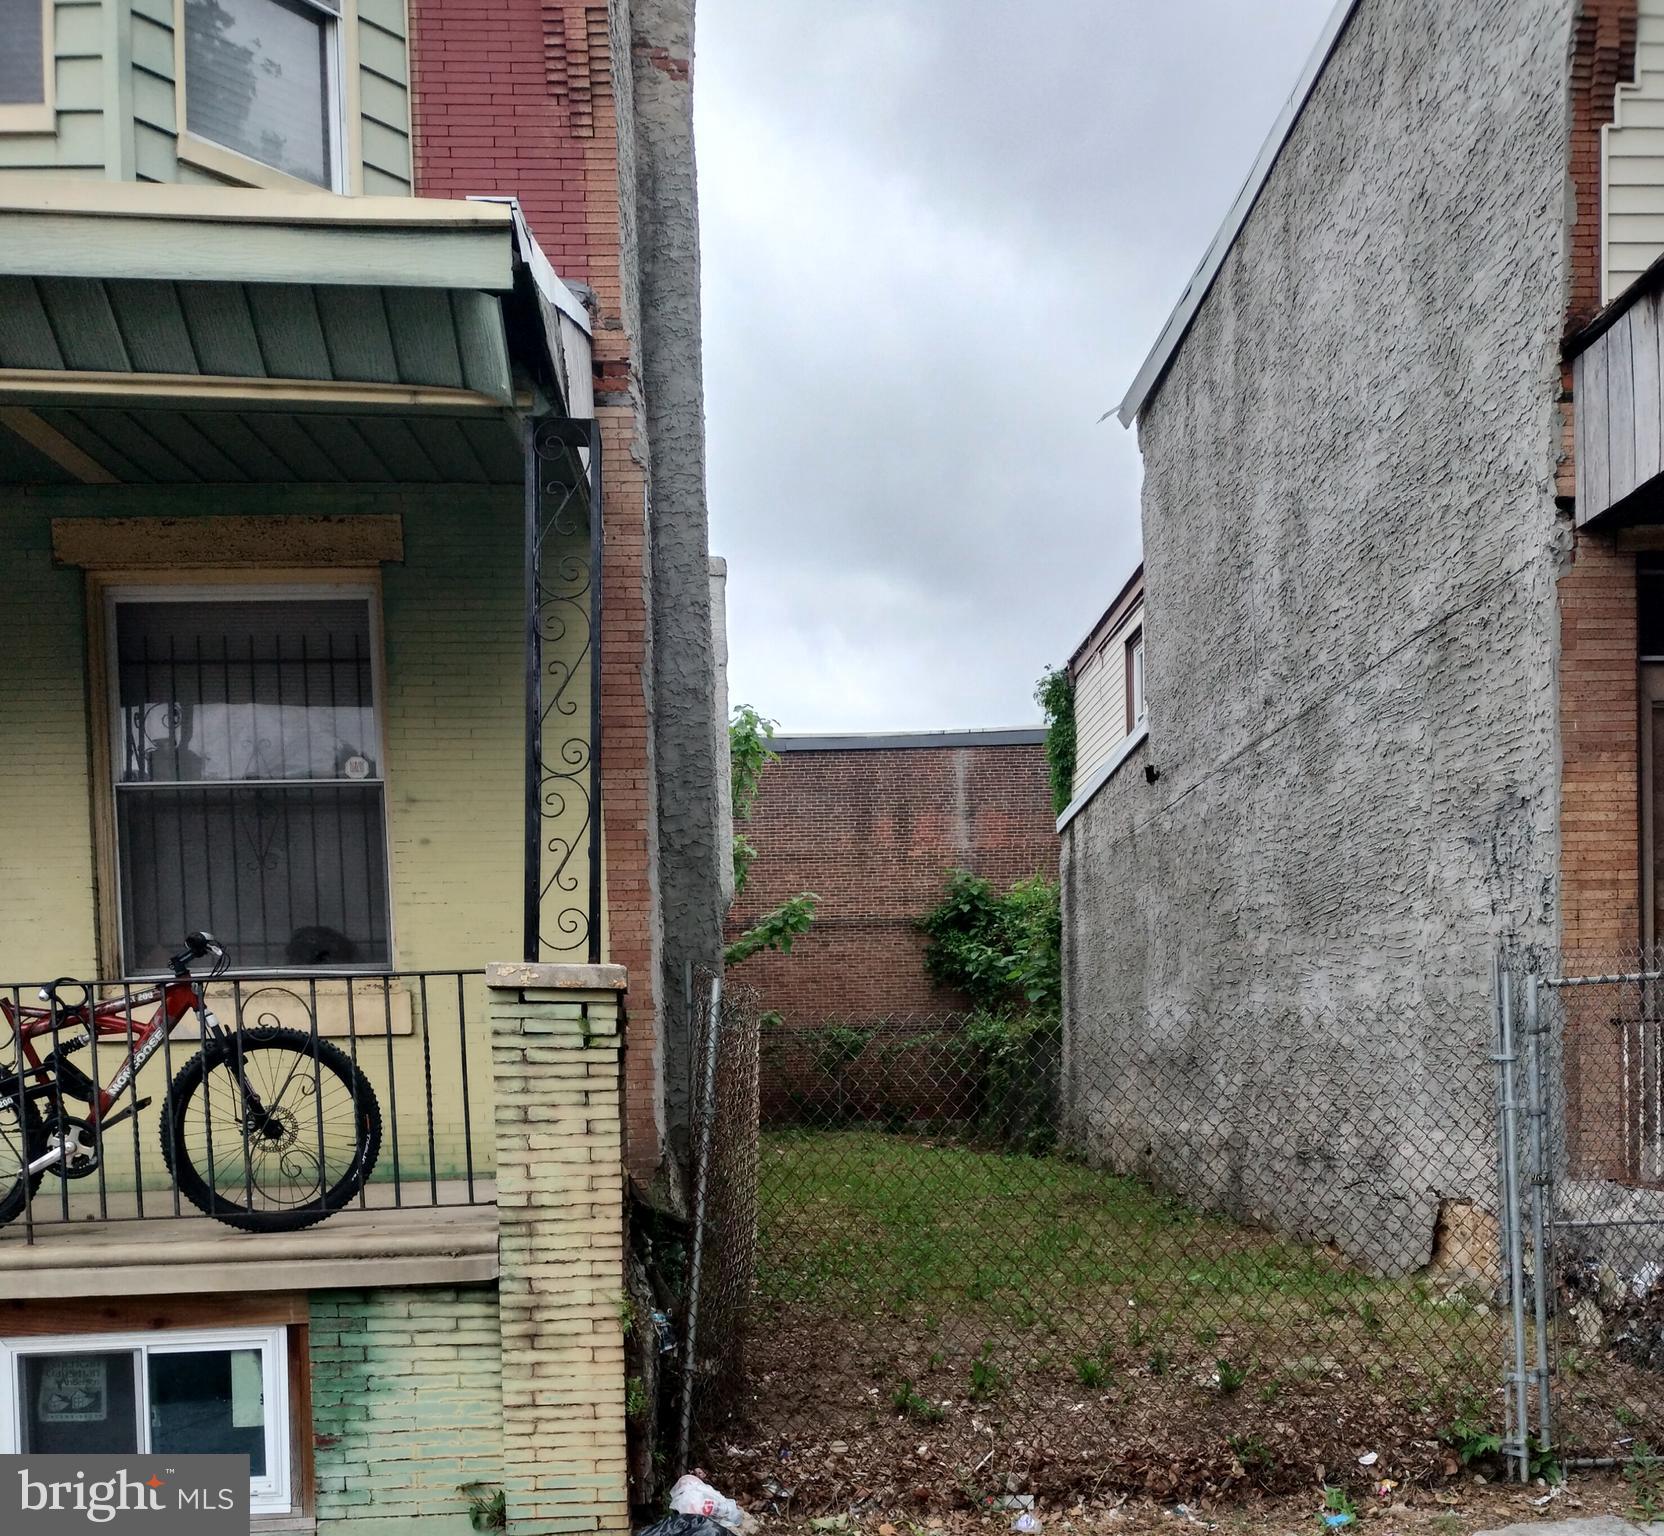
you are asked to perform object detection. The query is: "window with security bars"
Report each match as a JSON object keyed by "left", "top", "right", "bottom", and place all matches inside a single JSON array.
[
  {"left": 183, "top": 0, "right": 343, "bottom": 188},
  {"left": 111, "top": 591, "right": 391, "bottom": 974}
]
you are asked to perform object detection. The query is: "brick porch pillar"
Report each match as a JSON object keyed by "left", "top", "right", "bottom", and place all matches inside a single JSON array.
[{"left": 488, "top": 962, "right": 630, "bottom": 1535}]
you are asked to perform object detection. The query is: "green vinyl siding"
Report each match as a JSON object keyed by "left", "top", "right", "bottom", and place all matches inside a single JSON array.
[
  {"left": 0, "top": 1, "right": 413, "bottom": 194},
  {"left": 0, "top": 0, "right": 106, "bottom": 176}
]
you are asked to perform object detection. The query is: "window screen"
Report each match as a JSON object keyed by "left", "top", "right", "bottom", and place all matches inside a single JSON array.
[
  {"left": 0, "top": 0, "right": 45, "bottom": 106},
  {"left": 114, "top": 595, "right": 391, "bottom": 973},
  {"left": 184, "top": 0, "right": 340, "bottom": 187}
]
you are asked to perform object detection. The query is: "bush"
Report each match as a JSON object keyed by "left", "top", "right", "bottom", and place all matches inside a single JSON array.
[{"left": 919, "top": 869, "right": 1060, "bottom": 1014}]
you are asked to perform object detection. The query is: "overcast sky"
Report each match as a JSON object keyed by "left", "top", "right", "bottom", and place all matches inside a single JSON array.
[{"left": 695, "top": 1, "right": 1337, "bottom": 733}]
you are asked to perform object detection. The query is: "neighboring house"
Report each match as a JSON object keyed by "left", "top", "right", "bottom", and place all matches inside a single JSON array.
[
  {"left": 1059, "top": 563, "right": 1144, "bottom": 822},
  {"left": 0, "top": 3, "right": 724, "bottom": 1532},
  {"left": 1063, "top": 0, "right": 1664, "bottom": 1269},
  {"left": 727, "top": 726, "right": 1056, "bottom": 1021}
]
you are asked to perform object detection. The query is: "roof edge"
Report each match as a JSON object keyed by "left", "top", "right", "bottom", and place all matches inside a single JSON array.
[
  {"left": 1113, "top": 0, "right": 1362, "bottom": 427},
  {"left": 1066, "top": 560, "right": 1144, "bottom": 671},
  {"left": 772, "top": 728, "right": 1046, "bottom": 753}
]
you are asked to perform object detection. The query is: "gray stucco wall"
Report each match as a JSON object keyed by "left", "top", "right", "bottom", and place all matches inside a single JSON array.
[{"left": 1064, "top": 0, "right": 1576, "bottom": 1272}]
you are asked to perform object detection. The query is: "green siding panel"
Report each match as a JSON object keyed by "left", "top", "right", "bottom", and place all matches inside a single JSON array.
[
  {"left": 105, "top": 279, "right": 198, "bottom": 373},
  {"left": 34, "top": 277, "right": 131, "bottom": 371},
  {"left": 176, "top": 283, "right": 265, "bottom": 377},
  {"left": 55, "top": 54, "right": 102, "bottom": 111},
  {"left": 243, "top": 285, "right": 334, "bottom": 380},
  {"left": 314, "top": 287, "right": 401, "bottom": 383},
  {"left": 0, "top": 277, "right": 65, "bottom": 369},
  {"left": 131, "top": 67, "right": 175, "bottom": 133},
  {"left": 54, "top": 2, "right": 104, "bottom": 57},
  {"left": 357, "top": 23, "right": 408, "bottom": 86}
]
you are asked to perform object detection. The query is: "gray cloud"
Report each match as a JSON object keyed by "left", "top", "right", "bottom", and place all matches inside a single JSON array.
[{"left": 696, "top": 0, "right": 1337, "bottom": 731}]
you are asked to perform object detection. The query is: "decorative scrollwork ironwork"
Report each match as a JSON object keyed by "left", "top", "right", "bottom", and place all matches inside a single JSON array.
[{"left": 525, "top": 418, "right": 604, "bottom": 963}]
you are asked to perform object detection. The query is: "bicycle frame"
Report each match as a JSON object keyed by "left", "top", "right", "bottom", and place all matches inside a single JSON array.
[{"left": 0, "top": 977, "right": 213, "bottom": 1172}]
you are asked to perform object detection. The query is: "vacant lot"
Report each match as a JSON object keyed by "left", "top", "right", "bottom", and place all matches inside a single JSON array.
[{"left": 706, "top": 1130, "right": 1507, "bottom": 1508}]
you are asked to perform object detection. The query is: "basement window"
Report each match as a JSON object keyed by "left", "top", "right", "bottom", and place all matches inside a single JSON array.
[{"left": 0, "top": 1327, "right": 291, "bottom": 1514}]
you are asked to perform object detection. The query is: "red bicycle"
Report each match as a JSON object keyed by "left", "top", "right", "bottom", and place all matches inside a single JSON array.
[{"left": 0, "top": 932, "right": 382, "bottom": 1232}]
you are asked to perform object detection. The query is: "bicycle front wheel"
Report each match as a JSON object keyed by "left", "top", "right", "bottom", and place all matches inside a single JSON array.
[
  {"left": 0, "top": 1085, "right": 45, "bottom": 1228},
  {"left": 161, "top": 1028, "right": 382, "bottom": 1233}
]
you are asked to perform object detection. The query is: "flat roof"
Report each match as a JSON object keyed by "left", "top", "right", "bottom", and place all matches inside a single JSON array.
[
  {"left": 772, "top": 728, "right": 1046, "bottom": 753},
  {"left": 1114, "top": 0, "right": 1361, "bottom": 426}
]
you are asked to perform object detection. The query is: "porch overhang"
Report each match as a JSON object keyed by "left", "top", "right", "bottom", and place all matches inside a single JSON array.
[
  {"left": 0, "top": 185, "right": 593, "bottom": 487},
  {"left": 1571, "top": 252, "right": 1664, "bottom": 528}
]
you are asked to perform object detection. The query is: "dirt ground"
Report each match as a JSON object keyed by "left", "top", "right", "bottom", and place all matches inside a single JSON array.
[{"left": 721, "top": 1471, "right": 1643, "bottom": 1536}]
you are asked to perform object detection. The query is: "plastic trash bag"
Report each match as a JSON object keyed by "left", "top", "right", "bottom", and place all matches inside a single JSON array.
[
  {"left": 638, "top": 1516, "right": 732, "bottom": 1536},
  {"left": 668, "top": 1476, "right": 751, "bottom": 1535}
]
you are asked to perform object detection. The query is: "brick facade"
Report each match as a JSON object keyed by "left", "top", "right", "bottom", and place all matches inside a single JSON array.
[
  {"left": 1560, "top": 0, "right": 1645, "bottom": 971},
  {"left": 488, "top": 965, "right": 630, "bottom": 1535},
  {"left": 726, "top": 737, "right": 1058, "bottom": 1020},
  {"left": 310, "top": 1287, "right": 505, "bottom": 1534},
  {"left": 407, "top": 0, "right": 664, "bottom": 1176}
]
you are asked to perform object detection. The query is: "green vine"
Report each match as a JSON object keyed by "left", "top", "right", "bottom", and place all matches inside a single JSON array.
[
  {"left": 726, "top": 705, "right": 819, "bottom": 967},
  {"left": 1035, "top": 665, "right": 1076, "bottom": 815}
]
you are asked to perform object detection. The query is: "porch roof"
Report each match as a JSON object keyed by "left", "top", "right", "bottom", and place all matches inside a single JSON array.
[{"left": 0, "top": 186, "right": 592, "bottom": 487}]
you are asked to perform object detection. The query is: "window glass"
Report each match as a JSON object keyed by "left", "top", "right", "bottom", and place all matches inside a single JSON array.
[
  {"left": 20, "top": 1352, "right": 140, "bottom": 1455},
  {"left": 184, "top": 0, "right": 339, "bottom": 187},
  {"left": 1641, "top": 568, "right": 1664, "bottom": 657},
  {"left": 0, "top": 0, "right": 45, "bottom": 106},
  {"left": 149, "top": 1349, "right": 267, "bottom": 1473},
  {"left": 114, "top": 595, "right": 391, "bottom": 973}
]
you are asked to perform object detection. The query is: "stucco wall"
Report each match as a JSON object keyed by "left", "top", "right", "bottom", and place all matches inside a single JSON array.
[{"left": 1064, "top": 0, "right": 1575, "bottom": 1272}]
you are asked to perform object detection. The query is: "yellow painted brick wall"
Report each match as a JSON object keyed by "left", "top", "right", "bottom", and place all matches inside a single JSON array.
[{"left": 489, "top": 969, "right": 629, "bottom": 1535}]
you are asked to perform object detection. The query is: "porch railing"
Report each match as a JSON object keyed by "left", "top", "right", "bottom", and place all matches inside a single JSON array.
[{"left": 1, "top": 968, "right": 491, "bottom": 1244}]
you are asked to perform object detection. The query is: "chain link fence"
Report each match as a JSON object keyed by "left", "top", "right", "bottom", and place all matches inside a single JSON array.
[
  {"left": 691, "top": 1000, "right": 1508, "bottom": 1508},
  {"left": 1507, "top": 951, "right": 1664, "bottom": 1470}
]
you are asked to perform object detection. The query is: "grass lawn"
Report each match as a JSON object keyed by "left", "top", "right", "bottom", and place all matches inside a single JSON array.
[{"left": 755, "top": 1128, "right": 1500, "bottom": 1405}]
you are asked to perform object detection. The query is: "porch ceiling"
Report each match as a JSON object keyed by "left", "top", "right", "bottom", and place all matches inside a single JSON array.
[
  {"left": 0, "top": 186, "right": 591, "bottom": 488},
  {"left": 0, "top": 401, "right": 524, "bottom": 486}
]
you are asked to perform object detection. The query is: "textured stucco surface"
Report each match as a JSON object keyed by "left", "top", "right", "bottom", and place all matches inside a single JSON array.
[
  {"left": 630, "top": 0, "right": 727, "bottom": 1156},
  {"left": 1063, "top": 0, "right": 1576, "bottom": 1272}
]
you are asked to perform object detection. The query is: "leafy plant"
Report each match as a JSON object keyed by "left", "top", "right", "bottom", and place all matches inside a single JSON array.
[
  {"left": 1215, "top": 1357, "right": 1249, "bottom": 1394},
  {"left": 1035, "top": 665, "right": 1076, "bottom": 816},
  {"left": 1147, "top": 1347, "right": 1170, "bottom": 1377},
  {"left": 892, "top": 1379, "right": 945, "bottom": 1424},
  {"left": 1322, "top": 1487, "right": 1357, "bottom": 1522},
  {"left": 462, "top": 1486, "right": 506, "bottom": 1532},
  {"left": 1074, "top": 1355, "right": 1110, "bottom": 1389},
  {"left": 1440, "top": 1414, "right": 1502, "bottom": 1467},
  {"left": 1627, "top": 1444, "right": 1664, "bottom": 1520},
  {"left": 969, "top": 1349, "right": 1002, "bottom": 1402},
  {"left": 920, "top": 869, "right": 1060, "bottom": 1014},
  {"left": 726, "top": 891, "right": 820, "bottom": 967},
  {"left": 729, "top": 704, "right": 776, "bottom": 895},
  {"left": 625, "top": 1375, "right": 648, "bottom": 1422},
  {"left": 1228, "top": 1433, "right": 1272, "bottom": 1475}
]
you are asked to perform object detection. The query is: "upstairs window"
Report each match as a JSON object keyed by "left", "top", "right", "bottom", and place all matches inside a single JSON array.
[
  {"left": 0, "top": 0, "right": 52, "bottom": 132},
  {"left": 110, "top": 587, "right": 392, "bottom": 975},
  {"left": 183, "top": 0, "right": 343, "bottom": 189},
  {"left": 1126, "top": 626, "right": 1146, "bottom": 731}
]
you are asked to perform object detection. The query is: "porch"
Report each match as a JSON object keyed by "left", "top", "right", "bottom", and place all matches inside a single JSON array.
[{"left": 0, "top": 186, "right": 605, "bottom": 1266}]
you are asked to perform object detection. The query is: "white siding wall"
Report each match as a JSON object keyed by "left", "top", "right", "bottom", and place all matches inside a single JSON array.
[
  {"left": 1071, "top": 601, "right": 1142, "bottom": 793},
  {"left": 1605, "top": 0, "right": 1664, "bottom": 302}
]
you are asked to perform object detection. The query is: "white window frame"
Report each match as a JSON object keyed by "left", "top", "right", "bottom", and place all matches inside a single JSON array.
[
  {"left": 0, "top": 0, "right": 54, "bottom": 135},
  {"left": 103, "top": 579, "right": 396, "bottom": 978},
  {"left": 1127, "top": 626, "right": 1146, "bottom": 731},
  {"left": 0, "top": 1326, "right": 291, "bottom": 1515},
  {"left": 175, "top": 0, "right": 351, "bottom": 193}
]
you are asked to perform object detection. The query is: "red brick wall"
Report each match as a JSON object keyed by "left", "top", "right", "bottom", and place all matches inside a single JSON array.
[
  {"left": 726, "top": 743, "right": 1058, "bottom": 1021},
  {"left": 407, "top": 0, "right": 663, "bottom": 1177}
]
